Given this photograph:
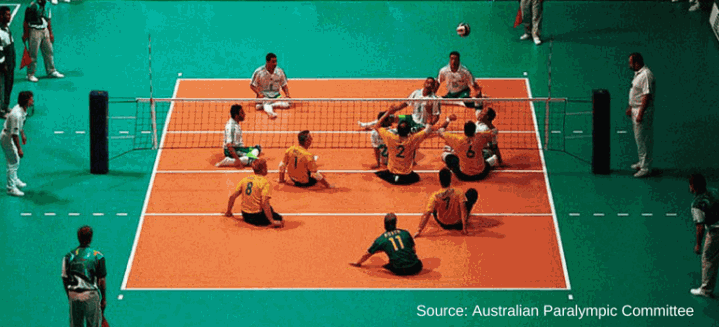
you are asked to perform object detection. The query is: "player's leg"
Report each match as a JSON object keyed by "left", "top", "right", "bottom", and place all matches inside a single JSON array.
[
  {"left": 375, "top": 170, "right": 397, "bottom": 184},
  {"left": 241, "top": 211, "right": 271, "bottom": 226},
  {"left": 84, "top": 292, "right": 102, "bottom": 327},
  {"left": 465, "top": 188, "right": 478, "bottom": 213},
  {"left": 2, "top": 136, "right": 22, "bottom": 195},
  {"left": 700, "top": 229, "right": 719, "bottom": 294},
  {"left": 293, "top": 177, "right": 318, "bottom": 188},
  {"left": 27, "top": 30, "right": 42, "bottom": 80}
]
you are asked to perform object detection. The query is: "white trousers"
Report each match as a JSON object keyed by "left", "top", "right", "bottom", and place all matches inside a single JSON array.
[
  {"left": 28, "top": 28, "right": 57, "bottom": 77},
  {"left": 631, "top": 108, "right": 653, "bottom": 171},
  {"left": 520, "top": 0, "right": 544, "bottom": 37},
  {"left": 1, "top": 133, "right": 19, "bottom": 190}
]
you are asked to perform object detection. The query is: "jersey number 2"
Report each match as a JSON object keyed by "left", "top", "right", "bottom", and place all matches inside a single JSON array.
[{"left": 396, "top": 145, "right": 406, "bottom": 158}]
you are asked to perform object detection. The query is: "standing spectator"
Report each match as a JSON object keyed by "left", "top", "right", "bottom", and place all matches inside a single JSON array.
[
  {"left": 625, "top": 52, "right": 655, "bottom": 178},
  {"left": 62, "top": 226, "right": 107, "bottom": 327},
  {"left": 23, "top": 0, "right": 64, "bottom": 83},
  {"left": 0, "top": 6, "right": 16, "bottom": 118},
  {"left": 689, "top": 173, "right": 719, "bottom": 298},
  {"left": 250, "top": 53, "right": 291, "bottom": 119},
  {"left": 350, "top": 213, "right": 423, "bottom": 276},
  {"left": 519, "top": 0, "right": 544, "bottom": 45},
  {"left": 1, "top": 91, "right": 32, "bottom": 197}
]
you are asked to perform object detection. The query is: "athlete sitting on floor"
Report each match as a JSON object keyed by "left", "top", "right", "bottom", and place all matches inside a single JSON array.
[
  {"left": 278, "top": 130, "right": 332, "bottom": 188},
  {"left": 439, "top": 119, "right": 498, "bottom": 181},
  {"left": 216, "top": 104, "right": 261, "bottom": 167},
  {"left": 350, "top": 213, "right": 423, "bottom": 276},
  {"left": 369, "top": 111, "right": 397, "bottom": 169},
  {"left": 371, "top": 106, "right": 452, "bottom": 185},
  {"left": 415, "top": 168, "right": 478, "bottom": 237},
  {"left": 224, "top": 159, "right": 284, "bottom": 228},
  {"left": 476, "top": 107, "right": 503, "bottom": 165},
  {"left": 358, "top": 77, "right": 440, "bottom": 134}
]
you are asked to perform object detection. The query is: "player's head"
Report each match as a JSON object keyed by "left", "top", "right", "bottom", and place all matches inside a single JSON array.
[
  {"left": 298, "top": 130, "right": 312, "bottom": 147},
  {"left": 629, "top": 52, "right": 644, "bottom": 71},
  {"left": 449, "top": 51, "right": 460, "bottom": 70},
  {"left": 230, "top": 104, "right": 245, "bottom": 122},
  {"left": 384, "top": 213, "right": 398, "bottom": 231},
  {"left": 439, "top": 168, "right": 452, "bottom": 188},
  {"left": 432, "top": 79, "right": 440, "bottom": 94},
  {"left": 464, "top": 121, "right": 476, "bottom": 137},
  {"left": 77, "top": 225, "right": 93, "bottom": 247},
  {"left": 690, "top": 173, "right": 707, "bottom": 194},
  {"left": 18, "top": 91, "right": 34, "bottom": 109},
  {"left": 252, "top": 158, "right": 268, "bottom": 176},
  {"left": 266, "top": 53, "right": 278, "bottom": 71},
  {"left": 0, "top": 6, "right": 11, "bottom": 25},
  {"left": 483, "top": 108, "right": 496, "bottom": 122},
  {"left": 377, "top": 111, "right": 394, "bottom": 127},
  {"left": 397, "top": 121, "right": 411, "bottom": 137},
  {"left": 423, "top": 77, "right": 436, "bottom": 92}
]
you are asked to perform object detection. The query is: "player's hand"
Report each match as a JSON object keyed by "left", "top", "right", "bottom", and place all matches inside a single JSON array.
[
  {"left": 50, "top": 34, "right": 54, "bottom": 44},
  {"left": 449, "top": 114, "right": 457, "bottom": 121},
  {"left": 349, "top": 262, "right": 361, "bottom": 268},
  {"left": 224, "top": 211, "right": 234, "bottom": 218},
  {"left": 18, "top": 149, "right": 23, "bottom": 158},
  {"left": 414, "top": 232, "right": 421, "bottom": 239},
  {"left": 256, "top": 93, "right": 265, "bottom": 98},
  {"left": 635, "top": 113, "right": 643, "bottom": 123},
  {"left": 271, "top": 220, "right": 283, "bottom": 228},
  {"left": 21, "top": 135, "right": 27, "bottom": 145},
  {"left": 370, "top": 163, "right": 380, "bottom": 170},
  {"left": 625, "top": 107, "right": 632, "bottom": 117},
  {"left": 695, "top": 244, "right": 702, "bottom": 255}
]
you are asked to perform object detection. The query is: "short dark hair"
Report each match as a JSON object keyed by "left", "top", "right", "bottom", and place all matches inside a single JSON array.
[
  {"left": 18, "top": 91, "right": 33, "bottom": 108},
  {"left": 426, "top": 77, "right": 435, "bottom": 83},
  {"left": 230, "top": 104, "right": 244, "bottom": 121},
  {"left": 384, "top": 213, "right": 397, "bottom": 231},
  {"left": 298, "top": 130, "right": 311, "bottom": 145},
  {"left": 464, "top": 121, "right": 476, "bottom": 137},
  {"left": 629, "top": 52, "right": 644, "bottom": 66},
  {"left": 0, "top": 6, "right": 11, "bottom": 15},
  {"left": 484, "top": 108, "right": 496, "bottom": 122},
  {"left": 439, "top": 168, "right": 452, "bottom": 188},
  {"left": 266, "top": 53, "right": 277, "bottom": 62},
  {"left": 690, "top": 173, "right": 707, "bottom": 194},
  {"left": 450, "top": 51, "right": 460, "bottom": 59},
  {"left": 377, "top": 111, "right": 393, "bottom": 127},
  {"left": 252, "top": 158, "right": 267, "bottom": 174},
  {"left": 397, "top": 121, "right": 411, "bottom": 137},
  {"left": 77, "top": 226, "right": 93, "bottom": 246}
]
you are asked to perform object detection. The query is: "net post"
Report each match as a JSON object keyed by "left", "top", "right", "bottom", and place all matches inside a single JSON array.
[
  {"left": 89, "top": 91, "right": 109, "bottom": 174},
  {"left": 150, "top": 99, "right": 158, "bottom": 150},
  {"left": 544, "top": 99, "right": 550, "bottom": 149},
  {"left": 592, "top": 89, "right": 610, "bottom": 174}
]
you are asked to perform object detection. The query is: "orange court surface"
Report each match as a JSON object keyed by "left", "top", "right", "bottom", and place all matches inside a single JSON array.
[{"left": 121, "top": 78, "right": 569, "bottom": 290}]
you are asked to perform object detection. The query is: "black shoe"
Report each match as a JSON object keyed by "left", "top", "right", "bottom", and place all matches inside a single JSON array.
[{"left": 254, "top": 144, "right": 262, "bottom": 154}]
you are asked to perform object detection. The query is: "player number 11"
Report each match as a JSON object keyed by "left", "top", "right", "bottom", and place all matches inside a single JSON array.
[{"left": 388, "top": 235, "right": 405, "bottom": 251}]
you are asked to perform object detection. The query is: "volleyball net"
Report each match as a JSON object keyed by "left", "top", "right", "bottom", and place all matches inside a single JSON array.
[{"left": 114, "top": 98, "right": 579, "bottom": 153}]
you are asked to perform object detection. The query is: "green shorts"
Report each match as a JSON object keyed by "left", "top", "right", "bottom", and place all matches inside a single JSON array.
[
  {"left": 397, "top": 115, "right": 425, "bottom": 134},
  {"left": 443, "top": 88, "right": 471, "bottom": 99},
  {"left": 224, "top": 146, "right": 257, "bottom": 159}
]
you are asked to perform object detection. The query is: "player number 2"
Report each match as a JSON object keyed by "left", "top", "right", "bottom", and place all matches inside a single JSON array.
[
  {"left": 245, "top": 182, "right": 253, "bottom": 195},
  {"left": 396, "top": 145, "right": 406, "bottom": 158},
  {"left": 466, "top": 145, "right": 476, "bottom": 158},
  {"left": 388, "top": 235, "right": 405, "bottom": 251}
]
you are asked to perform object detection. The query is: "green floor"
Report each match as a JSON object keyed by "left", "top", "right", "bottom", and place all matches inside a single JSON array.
[{"left": 1, "top": 1, "right": 719, "bottom": 326}]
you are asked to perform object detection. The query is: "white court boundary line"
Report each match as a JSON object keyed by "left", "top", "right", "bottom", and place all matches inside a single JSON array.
[
  {"left": 122, "top": 77, "right": 570, "bottom": 291},
  {"left": 155, "top": 169, "right": 544, "bottom": 174},
  {"left": 121, "top": 79, "right": 181, "bottom": 290},
  {"left": 143, "top": 212, "right": 554, "bottom": 217},
  {"left": 526, "top": 79, "right": 572, "bottom": 290},
  {"left": 177, "top": 77, "right": 531, "bottom": 81}
]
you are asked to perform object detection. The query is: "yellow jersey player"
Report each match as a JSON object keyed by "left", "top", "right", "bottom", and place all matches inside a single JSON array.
[
  {"left": 278, "top": 130, "right": 332, "bottom": 188},
  {"left": 224, "top": 158, "right": 284, "bottom": 228},
  {"left": 439, "top": 120, "right": 498, "bottom": 181},
  {"left": 415, "top": 168, "right": 478, "bottom": 237}
]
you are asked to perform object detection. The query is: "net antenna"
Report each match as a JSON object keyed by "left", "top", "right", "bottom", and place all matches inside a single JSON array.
[{"left": 149, "top": 34, "right": 159, "bottom": 150}]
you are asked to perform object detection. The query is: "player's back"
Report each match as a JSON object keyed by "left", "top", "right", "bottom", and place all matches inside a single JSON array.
[
  {"left": 284, "top": 145, "right": 316, "bottom": 184},
  {"left": 428, "top": 187, "right": 465, "bottom": 225},
  {"left": 443, "top": 132, "right": 491, "bottom": 175},
  {"left": 238, "top": 174, "right": 270, "bottom": 214},
  {"left": 380, "top": 129, "right": 427, "bottom": 175},
  {"left": 371, "top": 229, "right": 419, "bottom": 269}
]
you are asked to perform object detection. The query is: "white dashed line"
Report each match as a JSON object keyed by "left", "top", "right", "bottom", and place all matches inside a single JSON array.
[
  {"left": 666, "top": 213, "right": 677, "bottom": 217},
  {"left": 93, "top": 213, "right": 105, "bottom": 216},
  {"left": 569, "top": 213, "right": 580, "bottom": 217},
  {"left": 44, "top": 213, "right": 56, "bottom": 216},
  {"left": 21, "top": 213, "right": 32, "bottom": 216},
  {"left": 592, "top": 213, "right": 605, "bottom": 217},
  {"left": 617, "top": 213, "right": 629, "bottom": 217},
  {"left": 641, "top": 213, "right": 653, "bottom": 217},
  {"left": 69, "top": 213, "right": 80, "bottom": 216},
  {"left": 117, "top": 213, "right": 128, "bottom": 216},
  {"left": 54, "top": 131, "right": 64, "bottom": 134}
]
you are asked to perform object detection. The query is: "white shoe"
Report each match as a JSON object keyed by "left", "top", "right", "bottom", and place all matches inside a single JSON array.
[
  {"left": 630, "top": 163, "right": 641, "bottom": 170},
  {"left": 7, "top": 188, "right": 24, "bottom": 197},
  {"left": 688, "top": 3, "right": 700, "bottom": 11},
  {"left": 27, "top": 75, "right": 38, "bottom": 82},
  {"left": 634, "top": 169, "right": 651, "bottom": 178},
  {"left": 15, "top": 179, "right": 26, "bottom": 189},
  {"left": 268, "top": 112, "right": 278, "bottom": 119},
  {"left": 520, "top": 33, "right": 531, "bottom": 40},
  {"left": 690, "top": 288, "right": 713, "bottom": 298},
  {"left": 51, "top": 0, "right": 58, "bottom": 4},
  {"left": 313, "top": 155, "right": 319, "bottom": 161},
  {"left": 50, "top": 71, "right": 65, "bottom": 78},
  {"left": 487, "top": 155, "right": 498, "bottom": 168},
  {"left": 533, "top": 36, "right": 542, "bottom": 45}
]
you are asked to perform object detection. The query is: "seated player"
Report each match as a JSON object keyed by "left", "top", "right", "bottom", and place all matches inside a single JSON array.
[
  {"left": 476, "top": 107, "right": 503, "bottom": 165},
  {"left": 415, "top": 168, "right": 478, "bottom": 237},
  {"left": 439, "top": 119, "right": 498, "bottom": 181},
  {"left": 369, "top": 111, "right": 396, "bottom": 169},
  {"left": 437, "top": 51, "right": 487, "bottom": 110},
  {"left": 224, "top": 159, "right": 284, "bottom": 228},
  {"left": 216, "top": 104, "right": 261, "bottom": 167},
  {"left": 358, "top": 77, "right": 440, "bottom": 133},
  {"left": 250, "top": 53, "right": 291, "bottom": 119},
  {"left": 371, "top": 106, "right": 450, "bottom": 185},
  {"left": 278, "top": 130, "right": 332, "bottom": 188},
  {"left": 350, "top": 213, "right": 423, "bottom": 276}
]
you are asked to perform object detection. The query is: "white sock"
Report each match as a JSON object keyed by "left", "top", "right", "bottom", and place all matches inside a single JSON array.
[
  {"left": 358, "top": 120, "right": 377, "bottom": 128},
  {"left": 239, "top": 156, "right": 251, "bottom": 166},
  {"left": 255, "top": 103, "right": 263, "bottom": 110},
  {"left": 215, "top": 157, "right": 235, "bottom": 167},
  {"left": 487, "top": 155, "right": 498, "bottom": 167},
  {"left": 274, "top": 101, "right": 290, "bottom": 109},
  {"left": 263, "top": 103, "right": 276, "bottom": 116},
  {"left": 250, "top": 149, "right": 260, "bottom": 157}
]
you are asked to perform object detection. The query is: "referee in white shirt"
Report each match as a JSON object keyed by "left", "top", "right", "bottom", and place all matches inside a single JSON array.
[
  {"left": 1, "top": 91, "right": 32, "bottom": 196},
  {"left": 625, "top": 53, "right": 655, "bottom": 178}
]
